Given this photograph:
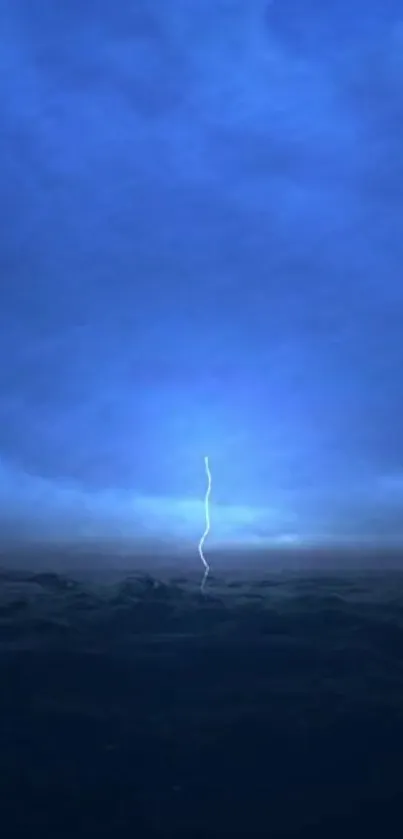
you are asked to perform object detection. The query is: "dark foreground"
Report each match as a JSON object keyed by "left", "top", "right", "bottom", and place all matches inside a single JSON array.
[{"left": 1, "top": 566, "right": 403, "bottom": 837}]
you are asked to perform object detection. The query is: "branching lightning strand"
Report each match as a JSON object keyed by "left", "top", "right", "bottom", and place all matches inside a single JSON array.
[{"left": 198, "top": 455, "right": 211, "bottom": 591}]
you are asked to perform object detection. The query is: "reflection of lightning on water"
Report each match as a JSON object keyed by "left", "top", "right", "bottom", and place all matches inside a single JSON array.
[{"left": 198, "top": 455, "right": 211, "bottom": 591}]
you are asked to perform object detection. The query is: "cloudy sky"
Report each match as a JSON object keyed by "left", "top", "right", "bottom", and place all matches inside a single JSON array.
[{"left": 1, "top": 0, "right": 403, "bottom": 556}]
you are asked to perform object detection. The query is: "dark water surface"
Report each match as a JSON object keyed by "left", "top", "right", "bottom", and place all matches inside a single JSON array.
[{"left": 1, "top": 566, "right": 403, "bottom": 836}]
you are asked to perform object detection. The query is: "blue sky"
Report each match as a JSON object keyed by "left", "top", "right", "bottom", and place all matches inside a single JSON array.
[{"left": 1, "top": 0, "right": 403, "bottom": 553}]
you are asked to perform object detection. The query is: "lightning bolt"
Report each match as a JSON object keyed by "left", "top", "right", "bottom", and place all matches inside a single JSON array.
[{"left": 198, "top": 455, "right": 211, "bottom": 591}]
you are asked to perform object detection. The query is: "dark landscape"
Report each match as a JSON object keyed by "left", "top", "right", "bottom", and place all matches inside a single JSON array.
[{"left": 1, "top": 562, "right": 403, "bottom": 837}]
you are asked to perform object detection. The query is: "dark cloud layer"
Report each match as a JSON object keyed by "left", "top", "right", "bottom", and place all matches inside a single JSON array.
[
  {"left": 1, "top": 1, "right": 403, "bottom": 550},
  {"left": 1, "top": 567, "right": 403, "bottom": 832}
]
